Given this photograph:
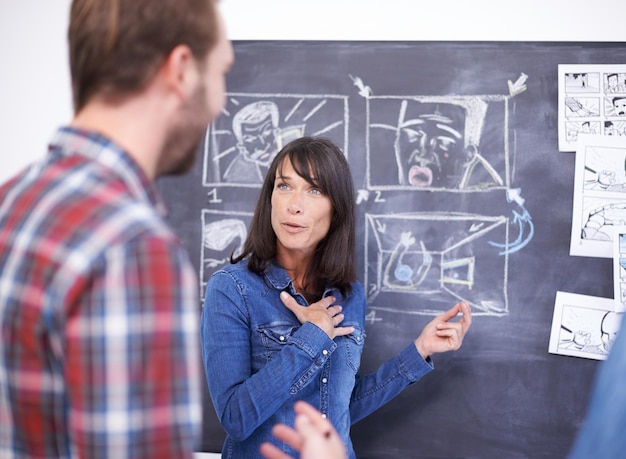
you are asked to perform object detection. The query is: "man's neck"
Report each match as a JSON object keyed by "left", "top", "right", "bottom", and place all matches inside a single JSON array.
[{"left": 71, "top": 93, "right": 170, "bottom": 181}]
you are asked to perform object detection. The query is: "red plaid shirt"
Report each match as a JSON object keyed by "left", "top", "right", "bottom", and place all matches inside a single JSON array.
[{"left": 0, "top": 127, "right": 201, "bottom": 458}]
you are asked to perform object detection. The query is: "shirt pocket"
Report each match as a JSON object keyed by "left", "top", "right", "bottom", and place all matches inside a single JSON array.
[
  {"left": 342, "top": 326, "right": 365, "bottom": 373},
  {"left": 257, "top": 322, "right": 300, "bottom": 361}
]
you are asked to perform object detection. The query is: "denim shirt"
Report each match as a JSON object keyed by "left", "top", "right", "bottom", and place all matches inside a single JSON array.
[{"left": 200, "top": 259, "right": 433, "bottom": 458}]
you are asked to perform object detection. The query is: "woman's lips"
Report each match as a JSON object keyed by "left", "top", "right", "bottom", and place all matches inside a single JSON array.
[{"left": 282, "top": 222, "right": 306, "bottom": 233}]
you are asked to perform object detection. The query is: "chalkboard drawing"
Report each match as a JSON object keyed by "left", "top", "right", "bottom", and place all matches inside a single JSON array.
[
  {"left": 558, "top": 64, "right": 626, "bottom": 151},
  {"left": 202, "top": 93, "right": 348, "bottom": 187},
  {"left": 349, "top": 74, "right": 372, "bottom": 98},
  {"left": 365, "top": 212, "right": 508, "bottom": 317},
  {"left": 227, "top": 101, "right": 290, "bottom": 181},
  {"left": 200, "top": 209, "right": 253, "bottom": 300},
  {"left": 364, "top": 310, "right": 383, "bottom": 325},
  {"left": 488, "top": 188, "right": 534, "bottom": 255},
  {"left": 364, "top": 94, "right": 508, "bottom": 191},
  {"left": 383, "top": 231, "right": 434, "bottom": 290},
  {"left": 458, "top": 144, "right": 504, "bottom": 190},
  {"left": 507, "top": 72, "right": 528, "bottom": 97},
  {"left": 549, "top": 291, "right": 622, "bottom": 361},
  {"left": 570, "top": 135, "right": 626, "bottom": 258},
  {"left": 612, "top": 226, "right": 626, "bottom": 312}
]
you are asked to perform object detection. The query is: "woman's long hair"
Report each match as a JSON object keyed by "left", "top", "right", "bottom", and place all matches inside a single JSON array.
[{"left": 232, "top": 136, "right": 356, "bottom": 298}]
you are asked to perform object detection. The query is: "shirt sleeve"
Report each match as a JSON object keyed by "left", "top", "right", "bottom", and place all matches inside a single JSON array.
[
  {"left": 200, "top": 270, "right": 336, "bottom": 441},
  {"left": 344, "top": 282, "right": 434, "bottom": 425},
  {"left": 349, "top": 342, "right": 433, "bottom": 424},
  {"left": 64, "top": 234, "right": 201, "bottom": 459}
]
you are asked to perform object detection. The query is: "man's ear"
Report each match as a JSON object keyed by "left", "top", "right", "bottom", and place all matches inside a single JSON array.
[{"left": 160, "top": 44, "right": 197, "bottom": 99}]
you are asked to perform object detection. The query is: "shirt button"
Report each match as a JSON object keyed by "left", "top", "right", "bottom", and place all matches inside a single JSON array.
[
  {"left": 279, "top": 336, "right": 285, "bottom": 341},
  {"left": 322, "top": 378, "right": 328, "bottom": 383},
  {"left": 322, "top": 349, "right": 328, "bottom": 355},
  {"left": 321, "top": 413, "right": 327, "bottom": 419}
]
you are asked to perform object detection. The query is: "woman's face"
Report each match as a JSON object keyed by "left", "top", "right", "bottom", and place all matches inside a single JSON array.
[{"left": 271, "top": 157, "right": 332, "bottom": 262}]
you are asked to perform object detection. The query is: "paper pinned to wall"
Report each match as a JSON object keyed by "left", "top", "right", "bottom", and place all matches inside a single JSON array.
[
  {"left": 549, "top": 291, "right": 621, "bottom": 361},
  {"left": 558, "top": 64, "right": 626, "bottom": 152},
  {"left": 613, "top": 226, "right": 626, "bottom": 312},
  {"left": 570, "top": 134, "right": 626, "bottom": 258}
]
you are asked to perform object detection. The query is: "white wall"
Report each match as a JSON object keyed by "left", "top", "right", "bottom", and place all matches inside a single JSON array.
[
  {"left": 1, "top": 0, "right": 625, "bottom": 185},
  {"left": 0, "top": 1, "right": 73, "bottom": 184},
  {"left": 221, "top": 0, "right": 626, "bottom": 42}
]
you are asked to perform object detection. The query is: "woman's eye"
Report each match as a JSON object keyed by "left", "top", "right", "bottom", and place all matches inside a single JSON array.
[{"left": 310, "top": 188, "right": 322, "bottom": 196}]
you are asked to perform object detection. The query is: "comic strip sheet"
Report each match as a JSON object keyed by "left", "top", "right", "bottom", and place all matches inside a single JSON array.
[
  {"left": 570, "top": 134, "right": 626, "bottom": 258},
  {"left": 558, "top": 64, "right": 626, "bottom": 152},
  {"left": 554, "top": 66, "right": 626, "bottom": 360},
  {"left": 549, "top": 291, "right": 622, "bottom": 361},
  {"left": 613, "top": 226, "right": 626, "bottom": 313}
]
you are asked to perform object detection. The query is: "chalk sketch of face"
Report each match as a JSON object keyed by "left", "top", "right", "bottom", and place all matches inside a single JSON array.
[
  {"left": 393, "top": 113, "right": 463, "bottom": 188},
  {"left": 395, "top": 126, "right": 433, "bottom": 186},
  {"left": 233, "top": 101, "right": 280, "bottom": 167}
]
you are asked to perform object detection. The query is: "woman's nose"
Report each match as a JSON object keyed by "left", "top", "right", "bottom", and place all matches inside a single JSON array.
[
  {"left": 287, "top": 194, "right": 302, "bottom": 214},
  {"left": 287, "top": 204, "right": 302, "bottom": 215}
]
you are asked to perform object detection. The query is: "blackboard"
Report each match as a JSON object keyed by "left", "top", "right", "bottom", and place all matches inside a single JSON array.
[{"left": 158, "top": 41, "right": 626, "bottom": 458}]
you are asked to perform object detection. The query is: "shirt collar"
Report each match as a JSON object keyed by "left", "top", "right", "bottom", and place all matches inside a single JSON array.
[
  {"left": 263, "top": 261, "right": 294, "bottom": 291},
  {"left": 263, "top": 260, "right": 337, "bottom": 300},
  {"left": 48, "top": 126, "right": 167, "bottom": 217}
]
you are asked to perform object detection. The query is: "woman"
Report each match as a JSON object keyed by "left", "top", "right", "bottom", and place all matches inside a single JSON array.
[{"left": 201, "top": 136, "right": 471, "bottom": 458}]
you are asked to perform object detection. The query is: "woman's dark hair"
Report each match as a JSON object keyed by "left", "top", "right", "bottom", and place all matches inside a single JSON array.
[{"left": 232, "top": 136, "right": 356, "bottom": 298}]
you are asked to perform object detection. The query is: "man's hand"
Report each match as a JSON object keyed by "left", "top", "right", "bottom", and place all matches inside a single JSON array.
[{"left": 260, "top": 401, "right": 347, "bottom": 459}]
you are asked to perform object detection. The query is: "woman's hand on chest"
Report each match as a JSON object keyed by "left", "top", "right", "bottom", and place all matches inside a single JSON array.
[{"left": 279, "top": 291, "right": 355, "bottom": 339}]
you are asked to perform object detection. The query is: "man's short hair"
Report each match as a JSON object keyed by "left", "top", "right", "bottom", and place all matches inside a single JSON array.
[{"left": 69, "top": 0, "right": 218, "bottom": 111}]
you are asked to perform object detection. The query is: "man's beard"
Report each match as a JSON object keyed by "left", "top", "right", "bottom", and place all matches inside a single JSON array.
[{"left": 158, "top": 82, "right": 210, "bottom": 177}]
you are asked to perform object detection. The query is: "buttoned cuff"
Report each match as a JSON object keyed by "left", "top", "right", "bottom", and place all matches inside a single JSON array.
[
  {"left": 396, "top": 343, "right": 434, "bottom": 382},
  {"left": 290, "top": 321, "right": 337, "bottom": 362}
]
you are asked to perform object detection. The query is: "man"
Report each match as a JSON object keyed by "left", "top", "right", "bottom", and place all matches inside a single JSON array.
[
  {"left": 261, "top": 401, "right": 347, "bottom": 459},
  {"left": 568, "top": 312, "right": 626, "bottom": 458},
  {"left": 0, "top": 0, "right": 233, "bottom": 457}
]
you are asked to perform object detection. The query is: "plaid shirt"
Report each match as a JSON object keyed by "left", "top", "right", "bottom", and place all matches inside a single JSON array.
[{"left": 0, "top": 127, "right": 201, "bottom": 458}]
